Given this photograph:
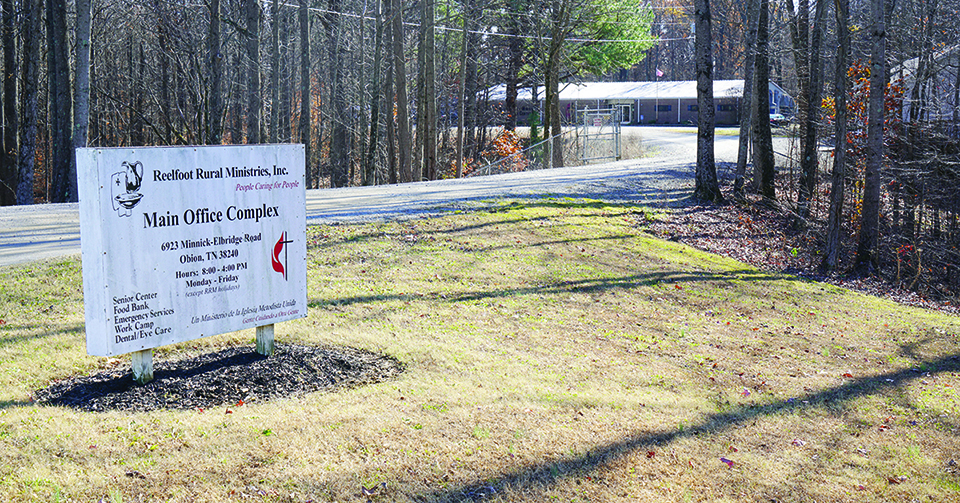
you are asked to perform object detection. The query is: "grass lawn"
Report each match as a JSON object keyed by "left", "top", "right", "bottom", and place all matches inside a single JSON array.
[{"left": 1, "top": 199, "right": 958, "bottom": 502}]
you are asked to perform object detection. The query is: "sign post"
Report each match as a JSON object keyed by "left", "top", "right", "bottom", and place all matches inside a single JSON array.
[{"left": 78, "top": 145, "right": 307, "bottom": 383}]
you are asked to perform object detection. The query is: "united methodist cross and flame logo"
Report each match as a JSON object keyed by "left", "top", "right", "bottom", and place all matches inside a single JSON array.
[
  {"left": 272, "top": 232, "right": 293, "bottom": 280},
  {"left": 111, "top": 161, "right": 144, "bottom": 217}
]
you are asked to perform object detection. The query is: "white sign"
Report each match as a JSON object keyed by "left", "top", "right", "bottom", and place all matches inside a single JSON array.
[{"left": 78, "top": 145, "right": 307, "bottom": 356}]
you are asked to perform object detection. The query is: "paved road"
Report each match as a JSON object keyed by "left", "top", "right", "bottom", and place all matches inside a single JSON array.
[{"left": 0, "top": 126, "right": 747, "bottom": 267}]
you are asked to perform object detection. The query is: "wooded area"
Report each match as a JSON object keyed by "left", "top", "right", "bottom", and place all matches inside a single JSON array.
[{"left": 1, "top": 0, "right": 959, "bottom": 300}]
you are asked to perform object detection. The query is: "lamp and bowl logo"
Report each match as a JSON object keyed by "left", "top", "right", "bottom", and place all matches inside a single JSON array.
[{"left": 111, "top": 161, "right": 144, "bottom": 217}]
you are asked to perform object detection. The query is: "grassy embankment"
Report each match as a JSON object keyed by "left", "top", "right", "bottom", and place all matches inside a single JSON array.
[{"left": 1, "top": 199, "right": 958, "bottom": 502}]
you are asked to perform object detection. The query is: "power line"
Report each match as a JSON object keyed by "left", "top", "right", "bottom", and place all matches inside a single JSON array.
[{"left": 281, "top": 2, "right": 691, "bottom": 44}]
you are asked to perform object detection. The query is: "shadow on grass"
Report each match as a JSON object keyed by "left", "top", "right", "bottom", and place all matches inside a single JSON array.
[
  {"left": 304, "top": 193, "right": 691, "bottom": 252},
  {"left": 417, "top": 352, "right": 960, "bottom": 502},
  {"left": 0, "top": 400, "right": 31, "bottom": 410},
  {"left": 307, "top": 214, "right": 559, "bottom": 252},
  {"left": 308, "top": 269, "right": 785, "bottom": 309},
  {"left": 0, "top": 323, "right": 84, "bottom": 349}
]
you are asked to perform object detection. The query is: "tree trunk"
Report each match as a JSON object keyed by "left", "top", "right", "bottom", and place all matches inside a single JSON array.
[
  {"left": 821, "top": 0, "right": 850, "bottom": 273},
  {"left": 414, "top": 16, "right": 425, "bottom": 180},
  {"left": 0, "top": 0, "right": 17, "bottom": 205},
  {"left": 270, "top": 0, "right": 281, "bottom": 144},
  {"left": 455, "top": 0, "right": 468, "bottom": 178},
  {"left": 245, "top": 0, "right": 261, "bottom": 144},
  {"left": 953, "top": 51, "right": 959, "bottom": 138},
  {"left": 462, "top": 0, "right": 480, "bottom": 165},
  {"left": 74, "top": 0, "right": 92, "bottom": 151},
  {"left": 504, "top": 0, "right": 524, "bottom": 131},
  {"left": 907, "top": 0, "right": 937, "bottom": 126},
  {"left": 327, "top": 0, "right": 349, "bottom": 187},
  {"left": 694, "top": 0, "right": 722, "bottom": 203},
  {"left": 364, "top": 0, "right": 384, "bottom": 186},
  {"left": 854, "top": 0, "right": 888, "bottom": 273},
  {"left": 357, "top": 3, "right": 369, "bottom": 185},
  {"left": 299, "top": 0, "right": 312, "bottom": 187},
  {"left": 796, "top": 0, "right": 827, "bottom": 223},
  {"left": 16, "top": 0, "right": 39, "bottom": 205},
  {"left": 733, "top": 0, "right": 760, "bottom": 199},
  {"left": 753, "top": 0, "right": 776, "bottom": 202},
  {"left": 546, "top": 0, "right": 566, "bottom": 169},
  {"left": 787, "top": 0, "right": 809, "bottom": 150},
  {"left": 421, "top": 0, "right": 437, "bottom": 181},
  {"left": 47, "top": 0, "right": 73, "bottom": 202},
  {"left": 385, "top": 11, "right": 398, "bottom": 185},
  {"left": 279, "top": 12, "right": 291, "bottom": 142},
  {"left": 128, "top": 38, "right": 144, "bottom": 146},
  {"left": 392, "top": 0, "right": 412, "bottom": 183},
  {"left": 155, "top": 1, "right": 171, "bottom": 144},
  {"left": 208, "top": 0, "right": 223, "bottom": 145}
]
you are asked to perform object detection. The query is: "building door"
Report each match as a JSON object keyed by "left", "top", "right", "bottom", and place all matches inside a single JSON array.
[{"left": 616, "top": 104, "right": 632, "bottom": 125}]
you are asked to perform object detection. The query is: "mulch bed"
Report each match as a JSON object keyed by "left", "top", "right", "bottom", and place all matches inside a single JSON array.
[{"left": 35, "top": 343, "right": 404, "bottom": 413}]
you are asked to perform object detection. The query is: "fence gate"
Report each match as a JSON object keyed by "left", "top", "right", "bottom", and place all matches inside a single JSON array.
[{"left": 577, "top": 107, "right": 621, "bottom": 164}]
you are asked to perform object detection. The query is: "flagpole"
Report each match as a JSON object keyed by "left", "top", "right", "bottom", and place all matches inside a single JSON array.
[{"left": 655, "top": 67, "right": 662, "bottom": 124}]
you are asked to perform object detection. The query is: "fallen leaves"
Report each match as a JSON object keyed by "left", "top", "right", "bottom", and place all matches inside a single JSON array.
[
  {"left": 125, "top": 470, "right": 146, "bottom": 479},
  {"left": 644, "top": 194, "right": 959, "bottom": 314}
]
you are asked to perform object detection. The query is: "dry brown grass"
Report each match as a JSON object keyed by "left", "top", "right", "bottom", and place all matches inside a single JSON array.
[{"left": 1, "top": 200, "right": 959, "bottom": 502}]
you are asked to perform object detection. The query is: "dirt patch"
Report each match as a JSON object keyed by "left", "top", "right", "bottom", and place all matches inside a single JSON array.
[{"left": 35, "top": 343, "right": 404, "bottom": 412}]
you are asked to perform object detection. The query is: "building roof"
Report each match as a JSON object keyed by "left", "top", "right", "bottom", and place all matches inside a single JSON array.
[
  {"left": 891, "top": 44, "right": 960, "bottom": 82},
  {"left": 487, "top": 80, "right": 748, "bottom": 102}
]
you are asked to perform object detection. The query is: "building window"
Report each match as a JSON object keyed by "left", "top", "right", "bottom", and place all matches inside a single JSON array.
[
  {"left": 717, "top": 104, "right": 735, "bottom": 112},
  {"left": 656, "top": 105, "right": 672, "bottom": 112},
  {"left": 687, "top": 104, "right": 698, "bottom": 112}
]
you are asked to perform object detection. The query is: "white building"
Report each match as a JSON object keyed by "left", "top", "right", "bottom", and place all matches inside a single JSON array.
[{"left": 486, "top": 80, "right": 796, "bottom": 126}]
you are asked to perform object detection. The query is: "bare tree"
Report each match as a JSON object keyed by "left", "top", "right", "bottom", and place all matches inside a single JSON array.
[
  {"left": 854, "top": 0, "right": 890, "bottom": 273},
  {"left": 421, "top": 0, "right": 437, "bottom": 181},
  {"left": 326, "top": 0, "right": 350, "bottom": 187},
  {"left": 299, "top": 0, "right": 312, "bottom": 187},
  {"left": 694, "top": 0, "right": 723, "bottom": 202},
  {"left": 74, "top": 0, "right": 92, "bottom": 150},
  {"left": 47, "top": 0, "right": 74, "bottom": 202},
  {"left": 245, "top": 0, "right": 261, "bottom": 144},
  {"left": 821, "top": 0, "right": 850, "bottom": 273},
  {"left": 455, "top": 0, "right": 469, "bottom": 178},
  {"left": 795, "top": 0, "right": 828, "bottom": 224},
  {"left": 753, "top": 0, "right": 776, "bottom": 202},
  {"left": 363, "top": 0, "right": 384, "bottom": 186},
  {"left": 503, "top": 0, "right": 525, "bottom": 131},
  {"left": 392, "top": 0, "right": 412, "bottom": 183},
  {"left": 545, "top": 0, "right": 570, "bottom": 169},
  {"left": 270, "top": 0, "right": 281, "bottom": 144},
  {"left": 733, "top": 0, "right": 760, "bottom": 199},
  {"left": 208, "top": 0, "right": 224, "bottom": 145},
  {"left": 0, "top": 0, "right": 16, "bottom": 205},
  {"left": 16, "top": 0, "right": 39, "bottom": 205},
  {"left": 385, "top": 2, "right": 398, "bottom": 185}
]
